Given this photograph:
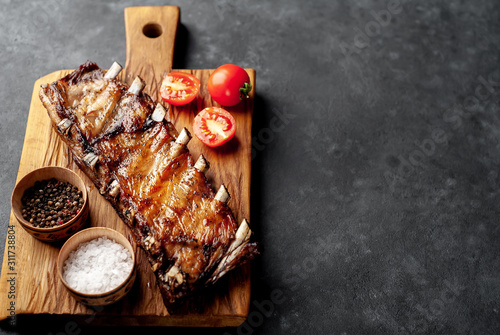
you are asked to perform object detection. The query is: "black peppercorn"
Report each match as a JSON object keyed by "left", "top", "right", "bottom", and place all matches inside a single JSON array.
[{"left": 21, "top": 178, "right": 83, "bottom": 228}]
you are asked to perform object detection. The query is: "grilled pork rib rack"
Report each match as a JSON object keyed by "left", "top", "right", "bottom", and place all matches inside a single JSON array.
[{"left": 39, "top": 61, "right": 258, "bottom": 312}]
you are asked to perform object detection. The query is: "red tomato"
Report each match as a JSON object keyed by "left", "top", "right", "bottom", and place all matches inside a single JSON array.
[
  {"left": 193, "top": 107, "right": 236, "bottom": 147},
  {"left": 207, "top": 64, "right": 252, "bottom": 106},
  {"left": 160, "top": 72, "right": 200, "bottom": 106}
]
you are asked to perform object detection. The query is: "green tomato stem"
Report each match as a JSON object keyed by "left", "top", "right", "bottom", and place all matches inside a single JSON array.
[{"left": 239, "top": 82, "right": 253, "bottom": 100}]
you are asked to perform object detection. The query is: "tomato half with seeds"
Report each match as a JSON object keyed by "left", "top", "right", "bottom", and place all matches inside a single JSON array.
[
  {"left": 193, "top": 107, "right": 236, "bottom": 147},
  {"left": 160, "top": 72, "right": 200, "bottom": 106}
]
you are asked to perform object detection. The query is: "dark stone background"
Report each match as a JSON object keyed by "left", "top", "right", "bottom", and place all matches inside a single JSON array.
[{"left": 1, "top": 0, "right": 499, "bottom": 334}]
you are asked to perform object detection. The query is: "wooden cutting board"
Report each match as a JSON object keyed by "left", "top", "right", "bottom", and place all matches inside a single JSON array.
[{"left": 0, "top": 6, "right": 254, "bottom": 327}]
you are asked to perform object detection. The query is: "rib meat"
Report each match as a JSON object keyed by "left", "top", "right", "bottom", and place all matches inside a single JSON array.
[{"left": 39, "top": 61, "right": 258, "bottom": 312}]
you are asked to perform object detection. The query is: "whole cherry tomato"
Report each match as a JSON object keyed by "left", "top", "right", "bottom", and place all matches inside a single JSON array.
[{"left": 207, "top": 64, "right": 252, "bottom": 106}]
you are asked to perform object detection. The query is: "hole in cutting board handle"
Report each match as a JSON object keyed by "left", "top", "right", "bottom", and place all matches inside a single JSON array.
[{"left": 143, "top": 23, "right": 163, "bottom": 38}]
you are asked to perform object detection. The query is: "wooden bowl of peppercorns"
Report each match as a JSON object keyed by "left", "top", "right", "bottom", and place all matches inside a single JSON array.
[{"left": 11, "top": 166, "right": 89, "bottom": 242}]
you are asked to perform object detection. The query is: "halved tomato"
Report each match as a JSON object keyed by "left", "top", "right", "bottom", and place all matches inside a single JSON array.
[
  {"left": 160, "top": 72, "right": 200, "bottom": 106},
  {"left": 193, "top": 107, "right": 236, "bottom": 147}
]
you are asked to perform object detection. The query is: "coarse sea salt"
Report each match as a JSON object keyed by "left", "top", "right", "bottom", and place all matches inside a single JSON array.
[{"left": 63, "top": 236, "right": 133, "bottom": 294}]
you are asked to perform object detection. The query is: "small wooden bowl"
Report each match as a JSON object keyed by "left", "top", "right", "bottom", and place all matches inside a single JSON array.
[
  {"left": 11, "top": 166, "right": 89, "bottom": 242},
  {"left": 57, "top": 227, "right": 136, "bottom": 306}
]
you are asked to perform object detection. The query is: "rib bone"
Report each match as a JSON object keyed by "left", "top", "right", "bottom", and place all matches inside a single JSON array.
[
  {"left": 152, "top": 103, "right": 167, "bottom": 122},
  {"left": 194, "top": 155, "right": 209, "bottom": 174},
  {"left": 103, "top": 62, "right": 123, "bottom": 79},
  {"left": 166, "top": 265, "right": 184, "bottom": 285},
  {"left": 57, "top": 118, "right": 72, "bottom": 134},
  {"left": 170, "top": 128, "right": 192, "bottom": 158},
  {"left": 83, "top": 152, "right": 99, "bottom": 169},
  {"left": 124, "top": 208, "right": 136, "bottom": 223},
  {"left": 215, "top": 185, "right": 230, "bottom": 203},
  {"left": 143, "top": 233, "right": 156, "bottom": 251},
  {"left": 128, "top": 76, "right": 146, "bottom": 95},
  {"left": 151, "top": 262, "right": 160, "bottom": 272},
  {"left": 176, "top": 128, "right": 191, "bottom": 145},
  {"left": 109, "top": 180, "right": 120, "bottom": 197},
  {"left": 209, "top": 219, "right": 251, "bottom": 282}
]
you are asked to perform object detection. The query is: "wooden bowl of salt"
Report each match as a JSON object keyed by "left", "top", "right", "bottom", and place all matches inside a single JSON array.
[{"left": 57, "top": 227, "right": 136, "bottom": 306}]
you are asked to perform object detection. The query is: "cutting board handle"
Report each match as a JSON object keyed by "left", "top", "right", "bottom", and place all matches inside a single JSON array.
[{"left": 124, "top": 6, "right": 180, "bottom": 96}]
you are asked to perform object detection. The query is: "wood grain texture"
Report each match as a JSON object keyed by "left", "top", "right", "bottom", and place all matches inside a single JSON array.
[
  {"left": 124, "top": 6, "right": 179, "bottom": 98},
  {"left": 0, "top": 5, "right": 254, "bottom": 327}
]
